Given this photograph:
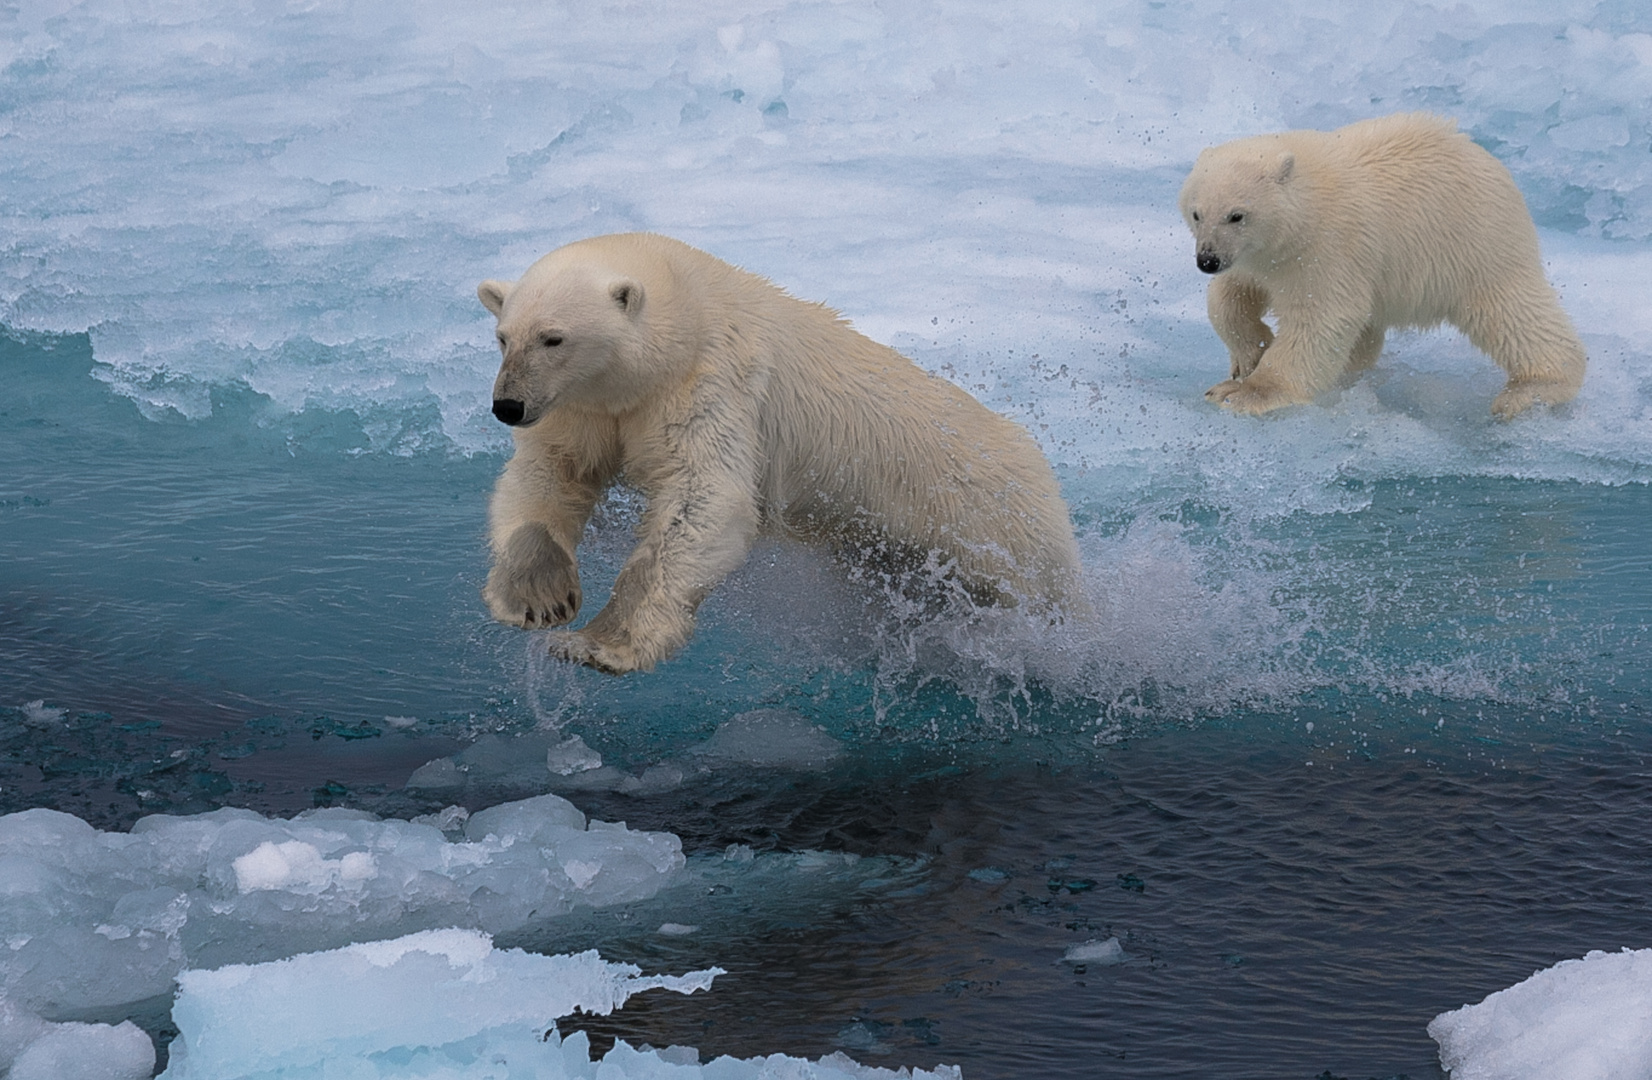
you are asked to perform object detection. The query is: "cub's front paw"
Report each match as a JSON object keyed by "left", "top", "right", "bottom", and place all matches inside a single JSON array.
[
  {"left": 1228, "top": 327, "right": 1272, "bottom": 380},
  {"left": 1205, "top": 373, "right": 1302, "bottom": 415},
  {"left": 484, "top": 523, "right": 582, "bottom": 627},
  {"left": 547, "top": 630, "right": 643, "bottom": 675}
]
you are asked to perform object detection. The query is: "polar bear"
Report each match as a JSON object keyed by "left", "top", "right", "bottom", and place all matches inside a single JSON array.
[
  {"left": 478, "top": 233, "right": 1086, "bottom": 674},
  {"left": 1178, "top": 112, "right": 1586, "bottom": 418}
]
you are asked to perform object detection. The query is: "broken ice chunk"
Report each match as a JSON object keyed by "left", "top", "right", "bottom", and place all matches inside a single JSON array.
[{"left": 1062, "top": 938, "right": 1126, "bottom": 965}]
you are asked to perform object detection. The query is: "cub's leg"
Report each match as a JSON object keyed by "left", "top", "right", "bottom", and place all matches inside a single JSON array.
[
  {"left": 1209, "top": 305, "right": 1367, "bottom": 415},
  {"left": 1455, "top": 284, "right": 1586, "bottom": 419},
  {"left": 1203, "top": 275, "right": 1274, "bottom": 405}
]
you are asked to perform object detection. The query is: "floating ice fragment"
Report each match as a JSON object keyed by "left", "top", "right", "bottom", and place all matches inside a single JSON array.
[
  {"left": 547, "top": 734, "right": 603, "bottom": 776},
  {"left": 1063, "top": 938, "right": 1126, "bottom": 965},
  {"left": 403, "top": 756, "right": 464, "bottom": 791},
  {"left": 657, "top": 922, "right": 700, "bottom": 936},
  {"left": 966, "top": 868, "right": 1008, "bottom": 883},
  {"left": 1428, "top": 947, "right": 1652, "bottom": 1080}
]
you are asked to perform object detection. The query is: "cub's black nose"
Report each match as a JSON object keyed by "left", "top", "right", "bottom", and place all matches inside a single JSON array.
[
  {"left": 492, "top": 398, "right": 526, "bottom": 426},
  {"left": 1197, "top": 252, "right": 1223, "bottom": 274}
]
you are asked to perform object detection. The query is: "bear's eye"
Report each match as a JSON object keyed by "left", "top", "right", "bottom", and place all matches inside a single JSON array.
[
  {"left": 542, "top": 334, "right": 563, "bottom": 348},
  {"left": 1191, "top": 211, "right": 1201, "bottom": 223},
  {"left": 495, "top": 334, "right": 506, "bottom": 350},
  {"left": 1227, "top": 211, "right": 1245, "bottom": 224}
]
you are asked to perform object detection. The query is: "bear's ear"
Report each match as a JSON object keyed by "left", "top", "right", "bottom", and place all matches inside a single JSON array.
[
  {"left": 1273, "top": 151, "right": 1295, "bottom": 184},
  {"left": 609, "top": 278, "right": 644, "bottom": 316},
  {"left": 477, "top": 279, "right": 512, "bottom": 317}
]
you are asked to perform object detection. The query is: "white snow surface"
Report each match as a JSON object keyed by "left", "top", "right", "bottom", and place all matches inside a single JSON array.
[
  {"left": 1428, "top": 947, "right": 1652, "bottom": 1080},
  {"left": 157, "top": 928, "right": 957, "bottom": 1080},
  {"left": 0, "top": 0, "right": 1646, "bottom": 501}
]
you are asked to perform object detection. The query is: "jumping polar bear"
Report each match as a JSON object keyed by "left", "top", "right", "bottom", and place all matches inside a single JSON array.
[
  {"left": 1179, "top": 112, "right": 1586, "bottom": 418},
  {"left": 479, "top": 233, "right": 1086, "bottom": 674}
]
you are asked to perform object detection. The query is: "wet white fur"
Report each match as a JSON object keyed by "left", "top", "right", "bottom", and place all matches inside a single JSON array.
[
  {"left": 479, "top": 233, "right": 1085, "bottom": 674},
  {"left": 1179, "top": 113, "right": 1587, "bottom": 418}
]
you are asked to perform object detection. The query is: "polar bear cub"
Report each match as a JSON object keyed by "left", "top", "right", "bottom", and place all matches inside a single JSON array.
[
  {"left": 1179, "top": 112, "right": 1586, "bottom": 418},
  {"left": 479, "top": 233, "right": 1086, "bottom": 674}
]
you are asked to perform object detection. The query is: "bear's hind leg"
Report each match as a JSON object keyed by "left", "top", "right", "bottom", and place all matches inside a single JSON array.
[{"left": 1458, "top": 287, "right": 1586, "bottom": 418}]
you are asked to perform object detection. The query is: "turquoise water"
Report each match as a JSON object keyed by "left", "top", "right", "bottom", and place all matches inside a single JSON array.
[{"left": 4, "top": 327, "right": 1649, "bottom": 1076}]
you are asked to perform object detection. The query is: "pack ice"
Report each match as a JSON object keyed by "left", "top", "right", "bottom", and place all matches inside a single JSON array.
[
  {"left": 0, "top": 793, "right": 684, "bottom": 1074},
  {"left": 1429, "top": 947, "right": 1652, "bottom": 1079}
]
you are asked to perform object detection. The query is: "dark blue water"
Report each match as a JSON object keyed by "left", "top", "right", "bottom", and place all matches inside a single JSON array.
[{"left": 4, "top": 328, "right": 1650, "bottom": 1077}]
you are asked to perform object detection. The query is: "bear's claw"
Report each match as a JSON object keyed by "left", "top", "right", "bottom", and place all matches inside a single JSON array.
[{"left": 485, "top": 524, "right": 582, "bottom": 629}]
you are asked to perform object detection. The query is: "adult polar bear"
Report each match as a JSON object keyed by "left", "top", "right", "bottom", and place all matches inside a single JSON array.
[
  {"left": 1180, "top": 113, "right": 1586, "bottom": 418},
  {"left": 479, "top": 233, "right": 1086, "bottom": 674}
]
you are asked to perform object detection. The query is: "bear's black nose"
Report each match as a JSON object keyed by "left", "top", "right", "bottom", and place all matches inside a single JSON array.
[
  {"left": 492, "top": 398, "right": 526, "bottom": 426},
  {"left": 1197, "top": 252, "right": 1223, "bottom": 274}
]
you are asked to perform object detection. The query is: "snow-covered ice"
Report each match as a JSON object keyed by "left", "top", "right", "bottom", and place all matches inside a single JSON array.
[
  {"left": 0, "top": 794, "right": 682, "bottom": 1069},
  {"left": 1429, "top": 947, "right": 1652, "bottom": 1080}
]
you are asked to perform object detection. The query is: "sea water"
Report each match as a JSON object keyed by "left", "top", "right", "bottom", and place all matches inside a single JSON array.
[{"left": 2, "top": 1, "right": 1650, "bottom": 1077}]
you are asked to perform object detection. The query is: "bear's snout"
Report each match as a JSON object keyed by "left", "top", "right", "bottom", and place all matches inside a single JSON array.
[
  {"left": 1197, "top": 251, "right": 1224, "bottom": 274},
  {"left": 492, "top": 398, "right": 527, "bottom": 426}
]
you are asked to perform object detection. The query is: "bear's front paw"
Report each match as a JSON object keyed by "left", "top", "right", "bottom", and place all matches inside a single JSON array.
[
  {"left": 484, "top": 523, "right": 582, "bottom": 628},
  {"left": 1206, "top": 373, "right": 1303, "bottom": 415},
  {"left": 547, "top": 630, "right": 644, "bottom": 675}
]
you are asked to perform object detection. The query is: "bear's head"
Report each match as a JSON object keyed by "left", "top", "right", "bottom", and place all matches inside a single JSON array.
[
  {"left": 1178, "top": 144, "right": 1296, "bottom": 275},
  {"left": 479, "top": 247, "right": 654, "bottom": 426}
]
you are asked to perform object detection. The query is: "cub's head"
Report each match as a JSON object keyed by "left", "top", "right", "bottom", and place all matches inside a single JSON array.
[
  {"left": 478, "top": 250, "right": 650, "bottom": 427},
  {"left": 1178, "top": 143, "right": 1296, "bottom": 275}
]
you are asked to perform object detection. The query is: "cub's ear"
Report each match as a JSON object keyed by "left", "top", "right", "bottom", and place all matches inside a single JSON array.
[
  {"left": 477, "top": 279, "right": 512, "bottom": 317},
  {"left": 1273, "top": 151, "right": 1295, "bottom": 184},
  {"left": 609, "top": 278, "right": 644, "bottom": 315}
]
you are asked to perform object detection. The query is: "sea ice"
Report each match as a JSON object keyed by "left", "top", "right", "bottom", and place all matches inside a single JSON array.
[
  {"left": 1428, "top": 947, "right": 1652, "bottom": 1079},
  {"left": 157, "top": 928, "right": 960, "bottom": 1080},
  {"left": 0, "top": 794, "right": 684, "bottom": 1070}
]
